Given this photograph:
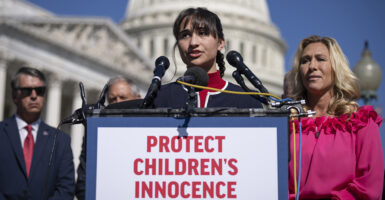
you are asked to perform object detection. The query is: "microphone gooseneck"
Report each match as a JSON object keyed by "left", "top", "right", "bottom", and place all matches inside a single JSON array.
[
  {"left": 94, "top": 83, "right": 108, "bottom": 109},
  {"left": 226, "top": 50, "right": 268, "bottom": 93},
  {"left": 177, "top": 67, "right": 209, "bottom": 110},
  {"left": 177, "top": 66, "right": 209, "bottom": 89},
  {"left": 45, "top": 82, "right": 88, "bottom": 200},
  {"left": 141, "top": 56, "right": 170, "bottom": 108},
  {"left": 60, "top": 108, "right": 84, "bottom": 125},
  {"left": 60, "top": 82, "right": 87, "bottom": 125}
]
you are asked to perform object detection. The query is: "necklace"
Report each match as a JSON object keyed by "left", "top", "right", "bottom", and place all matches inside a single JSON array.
[
  {"left": 313, "top": 112, "right": 332, "bottom": 138},
  {"left": 315, "top": 125, "right": 322, "bottom": 138},
  {"left": 315, "top": 117, "right": 328, "bottom": 138}
]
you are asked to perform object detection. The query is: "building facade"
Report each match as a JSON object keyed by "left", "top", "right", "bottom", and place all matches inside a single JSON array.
[
  {"left": 121, "top": 0, "right": 286, "bottom": 94},
  {"left": 0, "top": 0, "right": 154, "bottom": 169},
  {"left": 0, "top": 0, "right": 286, "bottom": 171}
]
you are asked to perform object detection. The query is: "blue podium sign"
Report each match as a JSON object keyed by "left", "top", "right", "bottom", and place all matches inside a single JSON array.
[{"left": 86, "top": 117, "right": 288, "bottom": 200}]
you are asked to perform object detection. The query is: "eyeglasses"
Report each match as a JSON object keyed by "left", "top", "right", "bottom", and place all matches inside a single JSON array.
[{"left": 16, "top": 87, "right": 46, "bottom": 97}]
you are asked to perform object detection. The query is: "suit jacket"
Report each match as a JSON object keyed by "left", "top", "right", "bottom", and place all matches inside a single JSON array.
[
  {"left": 75, "top": 135, "right": 86, "bottom": 200},
  {"left": 0, "top": 116, "right": 74, "bottom": 200},
  {"left": 154, "top": 82, "right": 263, "bottom": 108}
]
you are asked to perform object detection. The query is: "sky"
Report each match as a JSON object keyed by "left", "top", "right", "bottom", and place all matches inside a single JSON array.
[
  {"left": 267, "top": 0, "right": 385, "bottom": 108},
  {"left": 27, "top": 0, "right": 385, "bottom": 147},
  {"left": 27, "top": 0, "right": 385, "bottom": 106}
]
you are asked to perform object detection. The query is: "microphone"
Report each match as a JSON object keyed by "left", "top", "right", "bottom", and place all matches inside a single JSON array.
[
  {"left": 226, "top": 50, "right": 268, "bottom": 93},
  {"left": 94, "top": 83, "right": 108, "bottom": 109},
  {"left": 141, "top": 56, "right": 170, "bottom": 108},
  {"left": 153, "top": 56, "right": 170, "bottom": 80},
  {"left": 177, "top": 66, "right": 209, "bottom": 89},
  {"left": 178, "top": 67, "right": 209, "bottom": 110},
  {"left": 60, "top": 108, "right": 85, "bottom": 125},
  {"left": 60, "top": 82, "right": 87, "bottom": 125}
]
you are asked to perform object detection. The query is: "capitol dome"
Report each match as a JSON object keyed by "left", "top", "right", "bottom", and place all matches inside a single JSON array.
[{"left": 120, "top": 0, "right": 286, "bottom": 94}]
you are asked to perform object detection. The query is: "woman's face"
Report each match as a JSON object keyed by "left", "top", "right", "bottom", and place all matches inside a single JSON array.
[
  {"left": 299, "top": 42, "right": 334, "bottom": 96},
  {"left": 177, "top": 20, "right": 225, "bottom": 73}
]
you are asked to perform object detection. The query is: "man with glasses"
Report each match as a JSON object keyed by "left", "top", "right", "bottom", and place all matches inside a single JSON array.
[{"left": 0, "top": 67, "right": 74, "bottom": 199}]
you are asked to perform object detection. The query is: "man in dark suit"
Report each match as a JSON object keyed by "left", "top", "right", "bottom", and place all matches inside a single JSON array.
[
  {"left": 0, "top": 67, "right": 74, "bottom": 199},
  {"left": 75, "top": 76, "right": 141, "bottom": 200}
]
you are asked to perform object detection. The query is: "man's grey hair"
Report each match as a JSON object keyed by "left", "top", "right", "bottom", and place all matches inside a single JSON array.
[
  {"left": 11, "top": 66, "right": 46, "bottom": 90},
  {"left": 106, "top": 76, "right": 139, "bottom": 96}
]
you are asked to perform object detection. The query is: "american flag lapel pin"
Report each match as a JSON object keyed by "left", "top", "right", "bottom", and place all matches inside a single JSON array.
[{"left": 43, "top": 131, "right": 49, "bottom": 136}]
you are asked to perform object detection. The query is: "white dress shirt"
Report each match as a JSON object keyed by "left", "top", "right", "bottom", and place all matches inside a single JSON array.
[{"left": 15, "top": 114, "right": 41, "bottom": 148}]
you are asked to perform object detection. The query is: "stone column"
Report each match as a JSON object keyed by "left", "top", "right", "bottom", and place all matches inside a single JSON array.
[
  {"left": 70, "top": 85, "right": 85, "bottom": 174},
  {"left": 0, "top": 57, "right": 7, "bottom": 121},
  {"left": 154, "top": 35, "right": 163, "bottom": 58},
  {"left": 45, "top": 75, "right": 62, "bottom": 127},
  {"left": 168, "top": 35, "right": 175, "bottom": 58},
  {"left": 244, "top": 41, "right": 253, "bottom": 66},
  {"left": 141, "top": 36, "right": 150, "bottom": 59},
  {"left": 257, "top": 44, "right": 264, "bottom": 68},
  {"left": 265, "top": 47, "right": 271, "bottom": 69},
  {"left": 0, "top": 60, "right": 6, "bottom": 121}
]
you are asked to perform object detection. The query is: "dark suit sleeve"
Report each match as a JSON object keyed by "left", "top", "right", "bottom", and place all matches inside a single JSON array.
[
  {"left": 75, "top": 135, "right": 87, "bottom": 200},
  {"left": 48, "top": 133, "right": 75, "bottom": 200}
]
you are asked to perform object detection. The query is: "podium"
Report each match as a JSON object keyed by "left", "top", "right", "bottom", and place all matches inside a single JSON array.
[{"left": 85, "top": 108, "right": 289, "bottom": 199}]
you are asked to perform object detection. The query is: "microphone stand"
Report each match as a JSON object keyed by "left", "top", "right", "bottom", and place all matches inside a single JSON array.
[
  {"left": 232, "top": 70, "right": 268, "bottom": 104},
  {"left": 42, "top": 82, "right": 88, "bottom": 200},
  {"left": 93, "top": 83, "right": 108, "bottom": 110},
  {"left": 185, "top": 86, "right": 197, "bottom": 115},
  {"left": 140, "top": 79, "right": 160, "bottom": 109}
]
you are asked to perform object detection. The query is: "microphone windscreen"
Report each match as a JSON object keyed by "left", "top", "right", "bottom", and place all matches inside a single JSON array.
[
  {"left": 153, "top": 56, "right": 170, "bottom": 78},
  {"left": 226, "top": 50, "right": 243, "bottom": 68},
  {"left": 184, "top": 67, "right": 209, "bottom": 87},
  {"left": 105, "top": 99, "right": 144, "bottom": 109},
  {"left": 155, "top": 56, "right": 170, "bottom": 71}
]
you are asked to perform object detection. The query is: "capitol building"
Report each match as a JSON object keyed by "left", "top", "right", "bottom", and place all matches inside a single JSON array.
[{"left": 0, "top": 0, "right": 286, "bottom": 169}]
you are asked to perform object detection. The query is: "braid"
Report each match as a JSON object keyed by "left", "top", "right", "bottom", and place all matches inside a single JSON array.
[{"left": 216, "top": 51, "right": 226, "bottom": 77}]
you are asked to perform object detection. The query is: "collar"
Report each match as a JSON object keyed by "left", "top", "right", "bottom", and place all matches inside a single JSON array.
[
  {"left": 15, "top": 114, "right": 41, "bottom": 133},
  {"left": 206, "top": 71, "right": 226, "bottom": 90}
]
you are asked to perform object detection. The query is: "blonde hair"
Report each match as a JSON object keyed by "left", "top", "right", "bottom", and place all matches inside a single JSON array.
[{"left": 289, "top": 35, "right": 360, "bottom": 116}]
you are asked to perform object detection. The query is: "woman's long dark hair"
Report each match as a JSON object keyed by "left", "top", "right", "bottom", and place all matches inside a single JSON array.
[{"left": 173, "top": 7, "right": 226, "bottom": 77}]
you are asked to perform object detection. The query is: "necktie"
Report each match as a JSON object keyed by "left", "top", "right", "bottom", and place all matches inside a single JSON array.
[{"left": 23, "top": 125, "right": 34, "bottom": 178}]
